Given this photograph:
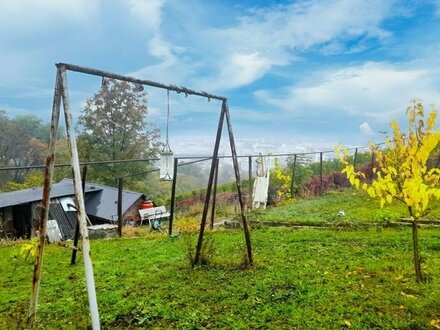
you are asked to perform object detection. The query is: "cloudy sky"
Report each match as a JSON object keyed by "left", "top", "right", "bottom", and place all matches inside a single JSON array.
[{"left": 1, "top": 0, "right": 440, "bottom": 154}]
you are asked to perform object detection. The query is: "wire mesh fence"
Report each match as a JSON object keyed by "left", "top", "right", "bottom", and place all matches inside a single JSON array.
[{"left": 2, "top": 141, "right": 440, "bottom": 231}]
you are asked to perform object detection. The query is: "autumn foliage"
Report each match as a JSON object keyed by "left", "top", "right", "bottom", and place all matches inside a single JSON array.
[{"left": 336, "top": 100, "right": 440, "bottom": 281}]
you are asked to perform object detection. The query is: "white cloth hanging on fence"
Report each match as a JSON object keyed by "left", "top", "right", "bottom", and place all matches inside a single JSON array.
[{"left": 252, "top": 155, "right": 271, "bottom": 209}]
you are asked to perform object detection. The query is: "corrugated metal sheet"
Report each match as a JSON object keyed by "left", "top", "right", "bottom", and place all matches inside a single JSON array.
[
  {"left": 0, "top": 178, "right": 143, "bottom": 223},
  {"left": 84, "top": 183, "right": 143, "bottom": 222},
  {"left": 49, "top": 202, "right": 77, "bottom": 240},
  {"left": 0, "top": 178, "right": 102, "bottom": 208}
]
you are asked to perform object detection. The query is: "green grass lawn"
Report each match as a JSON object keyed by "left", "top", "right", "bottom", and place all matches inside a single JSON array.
[
  {"left": 249, "top": 189, "right": 440, "bottom": 226},
  {"left": 1, "top": 226, "right": 440, "bottom": 329}
]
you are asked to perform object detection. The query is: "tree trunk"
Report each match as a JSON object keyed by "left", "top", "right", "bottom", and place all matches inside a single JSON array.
[{"left": 411, "top": 218, "right": 423, "bottom": 282}]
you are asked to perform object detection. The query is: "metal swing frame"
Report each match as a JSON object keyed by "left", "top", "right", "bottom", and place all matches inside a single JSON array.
[{"left": 29, "top": 63, "right": 253, "bottom": 329}]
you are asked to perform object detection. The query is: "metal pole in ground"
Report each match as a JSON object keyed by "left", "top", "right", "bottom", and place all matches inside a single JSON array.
[
  {"left": 290, "top": 154, "right": 297, "bottom": 198},
  {"left": 194, "top": 103, "right": 226, "bottom": 266},
  {"left": 210, "top": 158, "right": 219, "bottom": 230},
  {"left": 248, "top": 156, "right": 252, "bottom": 210},
  {"left": 224, "top": 100, "right": 253, "bottom": 265},
  {"left": 117, "top": 178, "right": 123, "bottom": 237},
  {"left": 59, "top": 65, "right": 100, "bottom": 329},
  {"left": 168, "top": 157, "right": 178, "bottom": 235},
  {"left": 319, "top": 152, "right": 323, "bottom": 195},
  {"left": 353, "top": 148, "right": 358, "bottom": 171},
  {"left": 71, "top": 165, "right": 88, "bottom": 265},
  {"left": 28, "top": 69, "right": 62, "bottom": 329}
]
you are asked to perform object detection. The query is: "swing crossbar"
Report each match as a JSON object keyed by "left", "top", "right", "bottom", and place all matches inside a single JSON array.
[{"left": 56, "top": 63, "right": 227, "bottom": 101}]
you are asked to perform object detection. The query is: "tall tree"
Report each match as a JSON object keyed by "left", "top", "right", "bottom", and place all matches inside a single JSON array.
[
  {"left": 77, "top": 79, "right": 161, "bottom": 186},
  {"left": 337, "top": 100, "right": 440, "bottom": 282},
  {"left": 0, "top": 111, "right": 47, "bottom": 185},
  {"left": 12, "top": 114, "right": 65, "bottom": 143}
]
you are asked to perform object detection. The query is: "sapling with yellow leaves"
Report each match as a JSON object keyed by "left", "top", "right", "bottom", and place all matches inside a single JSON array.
[
  {"left": 270, "top": 158, "right": 295, "bottom": 205},
  {"left": 336, "top": 100, "right": 440, "bottom": 282}
]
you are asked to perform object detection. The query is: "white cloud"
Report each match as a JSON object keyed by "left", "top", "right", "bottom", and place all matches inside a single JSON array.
[
  {"left": 128, "top": 0, "right": 164, "bottom": 30},
  {"left": 0, "top": 0, "right": 99, "bottom": 31},
  {"left": 126, "top": 0, "right": 191, "bottom": 83},
  {"left": 129, "top": 0, "right": 398, "bottom": 91},
  {"left": 0, "top": 0, "right": 101, "bottom": 86},
  {"left": 128, "top": 55, "right": 193, "bottom": 85},
  {"left": 359, "top": 122, "right": 373, "bottom": 135},
  {"left": 255, "top": 61, "right": 440, "bottom": 121},
  {"left": 208, "top": 52, "right": 272, "bottom": 90},
  {"left": 195, "top": 0, "right": 395, "bottom": 90}
]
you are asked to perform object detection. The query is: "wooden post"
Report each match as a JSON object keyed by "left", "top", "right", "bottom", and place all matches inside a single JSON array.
[
  {"left": 59, "top": 65, "right": 100, "bottom": 329},
  {"left": 71, "top": 165, "right": 87, "bottom": 265},
  {"left": 210, "top": 158, "right": 219, "bottom": 230},
  {"left": 168, "top": 157, "right": 178, "bottom": 235},
  {"left": 194, "top": 104, "right": 226, "bottom": 266},
  {"left": 290, "top": 154, "right": 297, "bottom": 198},
  {"left": 28, "top": 69, "right": 62, "bottom": 328},
  {"left": 117, "top": 178, "right": 123, "bottom": 237},
  {"left": 224, "top": 100, "right": 253, "bottom": 265}
]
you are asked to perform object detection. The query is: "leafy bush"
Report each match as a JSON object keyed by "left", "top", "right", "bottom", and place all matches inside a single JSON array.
[{"left": 268, "top": 159, "right": 294, "bottom": 205}]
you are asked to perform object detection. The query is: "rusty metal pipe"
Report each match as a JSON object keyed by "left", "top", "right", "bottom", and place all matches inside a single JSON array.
[{"left": 28, "top": 69, "right": 62, "bottom": 328}]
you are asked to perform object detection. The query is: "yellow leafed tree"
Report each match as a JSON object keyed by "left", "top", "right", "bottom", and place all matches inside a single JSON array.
[{"left": 336, "top": 100, "right": 440, "bottom": 282}]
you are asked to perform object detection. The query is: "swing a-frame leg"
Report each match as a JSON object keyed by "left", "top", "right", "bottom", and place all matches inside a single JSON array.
[
  {"left": 28, "top": 65, "right": 100, "bottom": 329},
  {"left": 27, "top": 62, "right": 253, "bottom": 329},
  {"left": 194, "top": 100, "right": 253, "bottom": 266}
]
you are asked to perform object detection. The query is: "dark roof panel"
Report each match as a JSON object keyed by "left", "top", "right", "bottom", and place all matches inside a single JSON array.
[
  {"left": 49, "top": 202, "right": 77, "bottom": 240},
  {"left": 84, "top": 183, "right": 142, "bottom": 221},
  {"left": 0, "top": 178, "right": 102, "bottom": 208},
  {"left": 0, "top": 178, "right": 143, "bottom": 223}
]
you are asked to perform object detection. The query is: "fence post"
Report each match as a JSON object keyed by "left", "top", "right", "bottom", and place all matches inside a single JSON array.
[
  {"left": 353, "top": 148, "right": 358, "bottom": 171},
  {"left": 371, "top": 152, "right": 376, "bottom": 171},
  {"left": 319, "top": 152, "right": 323, "bottom": 195},
  {"left": 71, "top": 165, "right": 87, "bottom": 265},
  {"left": 290, "top": 154, "right": 297, "bottom": 198},
  {"left": 168, "top": 157, "right": 178, "bottom": 235},
  {"left": 210, "top": 158, "right": 219, "bottom": 230},
  {"left": 248, "top": 156, "right": 252, "bottom": 210},
  {"left": 117, "top": 178, "right": 123, "bottom": 237}
]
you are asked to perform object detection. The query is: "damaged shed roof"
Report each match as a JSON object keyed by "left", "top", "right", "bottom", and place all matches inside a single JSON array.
[
  {"left": 0, "top": 178, "right": 145, "bottom": 223},
  {"left": 84, "top": 182, "right": 144, "bottom": 222},
  {"left": 0, "top": 178, "right": 102, "bottom": 209}
]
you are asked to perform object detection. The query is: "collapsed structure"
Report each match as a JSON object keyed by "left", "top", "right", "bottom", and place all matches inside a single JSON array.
[{"left": 0, "top": 178, "right": 144, "bottom": 240}]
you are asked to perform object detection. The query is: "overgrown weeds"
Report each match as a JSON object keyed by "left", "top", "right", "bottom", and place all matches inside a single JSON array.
[
  {"left": 1, "top": 228, "right": 440, "bottom": 329},
  {"left": 183, "top": 232, "right": 217, "bottom": 267}
]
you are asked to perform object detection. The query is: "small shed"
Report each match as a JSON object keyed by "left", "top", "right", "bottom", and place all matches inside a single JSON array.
[{"left": 0, "top": 179, "right": 145, "bottom": 239}]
